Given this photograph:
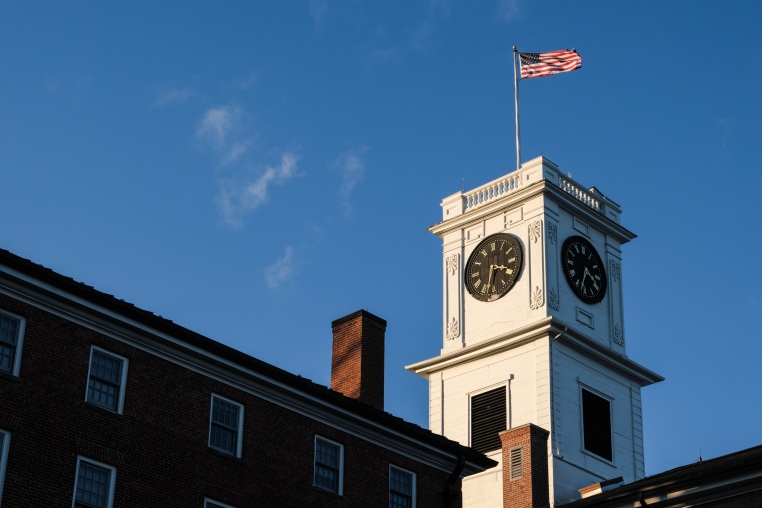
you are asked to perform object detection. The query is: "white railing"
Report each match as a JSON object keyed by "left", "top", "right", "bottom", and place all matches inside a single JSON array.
[
  {"left": 558, "top": 176, "right": 600, "bottom": 212},
  {"left": 464, "top": 173, "right": 523, "bottom": 211}
]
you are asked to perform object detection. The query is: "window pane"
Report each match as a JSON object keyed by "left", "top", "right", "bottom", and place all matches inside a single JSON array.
[
  {"left": 0, "top": 314, "right": 19, "bottom": 374},
  {"left": 471, "top": 386, "right": 506, "bottom": 454},
  {"left": 209, "top": 396, "right": 241, "bottom": 456},
  {"left": 74, "top": 461, "right": 111, "bottom": 508},
  {"left": 390, "top": 467, "right": 413, "bottom": 508},
  {"left": 87, "top": 350, "right": 123, "bottom": 412},
  {"left": 314, "top": 438, "right": 341, "bottom": 493}
]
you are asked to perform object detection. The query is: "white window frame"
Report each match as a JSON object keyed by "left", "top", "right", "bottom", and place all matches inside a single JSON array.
[
  {"left": 85, "top": 346, "right": 129, "bottom": 414},
  {"left": 208, "top": 394, "right": 244, "bottom": 458},
  {"left": 71, "top": 456, "right": 117, "bottom": 508},
  {"left": 389, "top": 464, "right": 416, "bottom": 508},
  {"left": 0, "top": 309, "right": 25, "bottom": 377},
  {"left": 0, "top": 430, "right": 10, "bottom": 506},
  {"left": 313, "top": 435, "right": 344, "bottom": 495},
  {"left": 204, "top": 498, "right": 236, "bottom": 508}
]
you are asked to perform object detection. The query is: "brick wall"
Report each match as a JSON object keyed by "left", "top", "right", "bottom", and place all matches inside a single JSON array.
[
  {"left": 0, "top": 294, "right": 457, "bottom": 507},
  {"left": 499, "top": 424, "right": 550, "bottom": 508},
  {"left": 330, "top": 310, "right": 386, "bottom": 411}
]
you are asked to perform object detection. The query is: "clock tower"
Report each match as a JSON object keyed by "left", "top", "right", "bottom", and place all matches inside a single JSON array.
[{"left": 407, "top": 156, "right": 663, "bottom": 507}]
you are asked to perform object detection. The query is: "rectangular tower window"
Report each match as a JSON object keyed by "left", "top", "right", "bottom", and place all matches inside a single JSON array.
[
  {"left": 389, "top": 465, "right": 415, "bottom": 508},
  {"left": 470, "top": 386, "right": 507, "bottom": 454},
  {"left": 0, "top": 310, "right": 25, "bottom": 376},
  {"left": 208, "top": 394, "right": 244, "bottom": 457},
  {"left": 582, "top": 388, "right": 613, "bottom": 461},
  {"left": 314, "top": 436, "right": 344, "bottom": 494},
  {"left": 86, "top": 347, "right": 128, "bottom": 414},
  {"left": 72, "top": 457, "right": 116, "bottom": 508}
]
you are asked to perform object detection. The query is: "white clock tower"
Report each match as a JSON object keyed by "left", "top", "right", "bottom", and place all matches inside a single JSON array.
[{"left": 407, "top": 156, "right": 663, "bottom": 507}]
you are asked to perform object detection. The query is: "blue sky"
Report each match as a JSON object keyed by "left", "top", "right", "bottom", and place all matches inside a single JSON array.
[{"left": 2, "top": 1, "right": 761, "bottom": 476}]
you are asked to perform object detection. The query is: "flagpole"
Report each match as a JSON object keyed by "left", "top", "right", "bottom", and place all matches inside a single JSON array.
[{"left": 513, "top": 46, "right": 521, "bottom": 171}]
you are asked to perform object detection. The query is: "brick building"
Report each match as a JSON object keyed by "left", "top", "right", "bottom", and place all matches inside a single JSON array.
[{"left": 0, "top": 248, "right": 496, "bottom": 507}]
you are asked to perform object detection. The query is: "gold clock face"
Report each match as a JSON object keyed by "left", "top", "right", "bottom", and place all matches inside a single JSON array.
[{"left": 464, "top": 233, "right": 523, "bottom": 302}]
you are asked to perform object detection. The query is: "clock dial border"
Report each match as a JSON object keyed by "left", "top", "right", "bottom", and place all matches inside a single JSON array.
[
  {"left": 561, "top": 235, "right": 608, "bottom": 305},
  {"left": 464, "top": 233, "right": 523, "bottom": 303}
]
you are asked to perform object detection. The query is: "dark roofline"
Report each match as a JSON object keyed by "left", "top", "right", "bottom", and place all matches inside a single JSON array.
[
  {"left": 0, "top": 247, "right": 495, "bottom": 471},
  {"left": 559, "top": 444, "right": 762, "bottom": 507}
]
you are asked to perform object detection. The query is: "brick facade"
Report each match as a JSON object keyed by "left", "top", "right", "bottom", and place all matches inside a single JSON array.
[
  {"left": 499, "top": 424, "right": 550, "bottom": 508},
  {"left": 330, "top": 310, "right": 386, "bottom": 410},
  {"left": 0, "top": 250, "right": 495, "bottom": 507}
]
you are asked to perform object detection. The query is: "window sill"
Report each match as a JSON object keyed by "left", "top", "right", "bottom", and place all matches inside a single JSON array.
[
  {"left": 207, "top": 446, "right": 244, "bottom": 462},
  {"left": 580, "top": 448, "right": 615, "bottom": 467},
  {"left": 0, "top": 370, "right": 21, "bottom": 383},
  {"left": 84, "top": 401, "right": 124, "bottom": 418},
  {"left": 312, "top": 485, "right": 344, "bottom": 500}
]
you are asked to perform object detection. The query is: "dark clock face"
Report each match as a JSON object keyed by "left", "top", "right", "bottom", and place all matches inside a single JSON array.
[
  {"left": 465, "top": 233, "right": 523, "bottom": 302},
  {"left": 562, "top": 236, "right": 607, "bottom": 304}
]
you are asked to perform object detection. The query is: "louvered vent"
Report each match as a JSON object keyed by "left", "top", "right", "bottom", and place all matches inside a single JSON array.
[
  {"left": 582, "top": 389, "right": 612, "bottom": 461},
  {"left": 509, "top": 447, "right": 523, "bottom": 480},
  {"left": 470, "top": 386, "right": 506, "bottom": 454}
]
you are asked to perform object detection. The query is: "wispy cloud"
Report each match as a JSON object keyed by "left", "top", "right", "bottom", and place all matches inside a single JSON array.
[
  {"left": 496, "top": 0, "right": 521, "bottom": 22},
  {"left": 152, "top": 86, "right": 198, "bottom": 108},
  {"left": 411, "top": 0, "right": 453, "bottom": 52},
  {"left": 197, "top": 105, "right": 241, "bottom": 148},
  {"left": 216, "top": 152, "right": 300, "bottom": 228},
  {"left": 308, "top": 0, "right": 329, "bottom": 30},
  {"left": 331, "top": 147, "right": 367, "bottom": 215},
  {"left": 265, "top": 246, "right": 295, "bottom": 289}
]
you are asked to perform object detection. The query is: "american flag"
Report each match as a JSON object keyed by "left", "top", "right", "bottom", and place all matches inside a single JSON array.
[{"left": 519, "top": 49, "right": 582, "bottom": 79}]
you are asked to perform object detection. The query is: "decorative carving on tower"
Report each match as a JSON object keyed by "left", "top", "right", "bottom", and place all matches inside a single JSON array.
[
  {"left": 613, "top": 323, "right": 624, "bottom": 345},
  {"left": 447, "top": 253, "right": 459, "bottom": 276},
  {"left": 446, "top": 317, "right": 460, "bottom": 340},
  {"left": 548, "top": 287, "right": 560, "bottom": 311},
  {"left": 610, "top": 259, "right": 621, "bottom": 282},
  {"left": 530, "top": 286, "right": 544, "bottom": 310},
  {"left": 529, "top": 220, "right": 543, "bottom": 243},
  {"left": 547, "top": 221, "right": 558, "bottom": 244}
]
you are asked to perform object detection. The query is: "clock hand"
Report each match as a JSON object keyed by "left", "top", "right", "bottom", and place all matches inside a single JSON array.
[{"left": 487, "top": 265, "right": 496, "bottom": 290}]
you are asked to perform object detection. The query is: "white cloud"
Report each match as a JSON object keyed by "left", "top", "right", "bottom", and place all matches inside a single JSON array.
[
  {"left": 221, "top": 138, "right": 255, "bottom": 166},
  {"left": 216, "top": 152, "right": 300, "bottom": 227},
  {"left": 496, "top": 0, "right": 520, "bottom": 22},
  {"left": 153, "top": 87, "right": 197, "bottom": 107},
  {"left": 331, "top": 147, "right": 367, "bottom": 215},
  {"left": 197, "top": 105, "right": 241, "bottom": 148},
  {"left": 265, "top": 246, "right": 295, "bottom": 289}
]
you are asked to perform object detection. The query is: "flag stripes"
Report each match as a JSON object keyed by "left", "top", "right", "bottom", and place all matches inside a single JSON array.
[{"left": 519, "top": 49, "right": 582, "bottom": 79}]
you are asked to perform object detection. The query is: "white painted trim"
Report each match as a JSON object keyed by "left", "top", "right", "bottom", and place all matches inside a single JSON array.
[
  {"left": 0, "top": 430, "right": 10, "bottom": 505},
  {"left": 208, "top": 394, "right": 244, "bottom": 458},
  {"left": 204, "top": 498, "right": 237, "bottom": 508},
  {"left": 389, "top": 464, "right": 417, "bottom": 508},
  {"left": 314, "top": 435, "right": 345, "bottom": 495},
  {"left": 86, "top": 346, "right": 129, "bottom": 415},
  {"left": 72, "top": 456, "right": 117, "bottom": 508},
  {"left": 0, "top": 307, "right": 25, "bottom": 377}
]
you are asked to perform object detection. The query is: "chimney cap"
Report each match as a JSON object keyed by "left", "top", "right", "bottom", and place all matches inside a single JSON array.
[{"left": 331, "top": 309, "right": 387, "bottom": 329}]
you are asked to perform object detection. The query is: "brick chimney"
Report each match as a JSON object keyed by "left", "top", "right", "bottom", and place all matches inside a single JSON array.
[
  {"left": 330, "top": 310, "right": 386, "bottom": 411},
  {"left": 499, "top": 424, "right": 550, "bottom": 508}
]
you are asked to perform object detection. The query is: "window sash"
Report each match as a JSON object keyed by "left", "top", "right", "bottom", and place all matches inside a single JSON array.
[
  {"left": 209, "top": 395, "right": 242, "bottom": 456},
  {"left": 314, "top": 437, "right": 342, "bottom": 494},
  {"left": 86, "top": 349, "right": 126, "bottom": 413},
  {"left": 0, "top": 431, "right": 9, "bottom": 505},
  {"left": 0, "top": 311, "right": 23, "bottom": 376},
  {"left": 389, "top": 466, "right": 414, "bottom": 508},
  {"left": 73, "top": 458, "right": 115, "bottom": 508}
]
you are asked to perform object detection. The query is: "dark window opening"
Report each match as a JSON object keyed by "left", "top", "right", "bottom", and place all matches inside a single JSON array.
[
  {"left": 471, "top": 386, "right": 506, "bottom": 454},
  {"left": 582, "top": 388, "right": 612, "bottom": 461}
]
